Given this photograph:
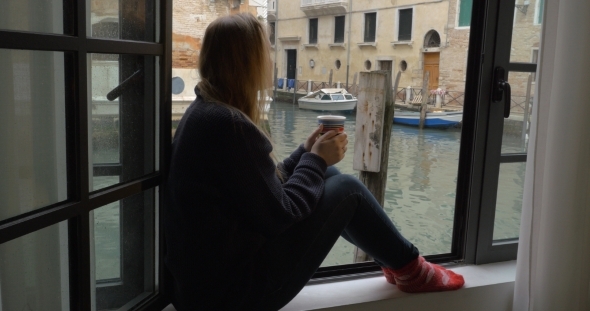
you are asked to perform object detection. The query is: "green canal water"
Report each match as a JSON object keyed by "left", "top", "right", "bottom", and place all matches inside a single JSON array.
[{"left": 92, "top": 100, "right": 525, "bottom": 279}]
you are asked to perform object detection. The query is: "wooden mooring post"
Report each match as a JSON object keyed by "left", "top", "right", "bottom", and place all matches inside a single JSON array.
[
  {"left": 352, "top": 70, "right": 401, "bottom": 263},
  {"left": 419, "top": 71, "right": 430, "bottom": 129}
]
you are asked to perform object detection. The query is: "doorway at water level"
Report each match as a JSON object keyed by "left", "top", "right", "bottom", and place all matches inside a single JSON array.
[
  {"left": 423, "top": 52, "right": 440, "bottom": 90},
  {"left": 286, "top": 49, "right": 297, "bottom": 80}
]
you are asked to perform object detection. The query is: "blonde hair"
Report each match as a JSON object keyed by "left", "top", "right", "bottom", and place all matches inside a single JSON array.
[
  {"left": 198, "top": 13, "right": 284, "bottom": 178},
  {"left": 198, "top": 13, "right": 272, "bottom": 126}
]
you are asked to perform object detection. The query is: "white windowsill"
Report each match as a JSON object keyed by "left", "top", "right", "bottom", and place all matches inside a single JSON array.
[
  {"left": 391, "top": 40, "right": 413, "bottom": 47},
  {"left": 280, "top": 260, "right": 516, "bottom": 311},
  {"left": 329, "top": 43, "right": 346, "bottom": 49},
  {"left": 357, "top": 42, "right": 377, "bottom": 47},
  {"left": 162, "top": 261, "right": 517, "bottom": 311}
]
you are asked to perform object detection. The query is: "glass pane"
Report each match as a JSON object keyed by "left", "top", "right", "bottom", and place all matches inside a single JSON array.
[
  {"left": 0, "top": 221, "right": 69, "bottom": 310},
  {"left": 493, "top": 162, "right": 526, "bottom": 240},
  {"left": 0, "top": 49, "right": 67, "bottom": 221},
  {"left": 501, "top": 71, "right": 534, "bottom": 153},
  {"left": 510, "top": 0, "right": 544, "bottom": 63},
  {"left": 0, "top": 1, "right": 64, "bottom": 34},
  {"left": 90, "top": 0, "right": 156, "bottom": 42},
  {"left": 94, "top": 188, "right": 155, "bottom": 310},
  {"left": 268, "top": 104, "right": 461, "bottom": 264},
  {"left": 93, "top": 177, "right": 121, "bottom": 280},
  {"left": 90, "top": 54, "right": 156, "bottom": 191}
]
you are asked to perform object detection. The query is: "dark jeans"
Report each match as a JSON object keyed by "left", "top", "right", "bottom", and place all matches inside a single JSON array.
[{"left": 251, "top": 167, "right": 419, "bottom": 311}]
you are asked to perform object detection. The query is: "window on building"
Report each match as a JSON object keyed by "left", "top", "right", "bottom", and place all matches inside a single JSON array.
[
  {"left": 269, "top": 22, "right": 276, "bottom": 45},
  {"left": 309, "top": 18, "right": 318, "bottom": 44},
  {"left": 364, "top": 12, "right": 377, "bottom": 42},
  {"left": 458, "top": 0, "right": 473, "bottom": 27},
  {"left": 398, "top": 8, "right": 413, "bottom": 41},
  {"left": 334, "top": 16, "right": 345, "bottom": 43}
]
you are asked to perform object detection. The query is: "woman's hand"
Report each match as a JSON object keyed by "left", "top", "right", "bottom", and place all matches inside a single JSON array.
[
  {"left": 304, "top": 125, "right": 324, "bottom": 152},
  {"left": 311, "top": 131, "right": 348, "bottom": 166}
]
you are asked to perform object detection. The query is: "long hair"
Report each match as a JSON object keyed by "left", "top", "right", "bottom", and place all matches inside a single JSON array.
[{"left": 198, "top": 13, "right": 272, "bottom": 126}]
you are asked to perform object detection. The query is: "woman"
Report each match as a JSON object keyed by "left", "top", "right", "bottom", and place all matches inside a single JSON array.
[{"left": 164, "top": 13, "right": 464, "bottom": 311}]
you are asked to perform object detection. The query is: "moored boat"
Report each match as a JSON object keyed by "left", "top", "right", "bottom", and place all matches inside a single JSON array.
[
  {"left": 393, "top": 110, "right": 462, "bottom": 129},
  {"left": 298, "top": 88, "right": 357, "bottom": 112}
]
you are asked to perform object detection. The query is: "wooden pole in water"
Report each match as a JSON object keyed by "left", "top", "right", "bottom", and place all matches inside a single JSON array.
[
  {"left": 292, "top": 80, "right": 297, "bottom": 105},
  {"left": 329, "top": 69, "right": 333, "bottom": 87},
  {"left": 352, "top": 70, "right": 401, "bottom": 263},
  {"left": 273, "top": 66, "right": 278, "bottom": 101},
  {"left": 351, "top": 72, "right": 358, "bottom": 95},
  {"left": 419, "top": 71, "right": 430, "bottom": 129}
]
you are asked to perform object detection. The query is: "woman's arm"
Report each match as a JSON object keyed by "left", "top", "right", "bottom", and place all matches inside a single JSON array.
[
  {"left": 277, "top": 126, "right": 323, "bottom": 179},
  {"left": 221, "top": 113, "right": 328, "bottom": 237}
]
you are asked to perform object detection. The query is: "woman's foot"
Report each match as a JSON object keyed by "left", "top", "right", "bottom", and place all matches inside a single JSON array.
[{"left": 382, "top": 256, "right": 464, "bottom": 293}]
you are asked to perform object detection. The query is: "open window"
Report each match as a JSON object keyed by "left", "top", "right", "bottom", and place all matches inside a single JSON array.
[{"left": 0, "top": 0, "right": 171, "bottom": 310}]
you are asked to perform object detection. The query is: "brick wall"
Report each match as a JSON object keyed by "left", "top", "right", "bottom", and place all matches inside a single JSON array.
[
  {"left": 439, "top": 0, "right": 542, "bottom": 110},
  {"left": 172, "top": 0, "right": 256, "bottom": 69}
]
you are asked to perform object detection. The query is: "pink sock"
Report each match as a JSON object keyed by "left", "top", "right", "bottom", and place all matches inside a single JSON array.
[{"left": 382, "top": 256, "right": 464, "bottom": 293}]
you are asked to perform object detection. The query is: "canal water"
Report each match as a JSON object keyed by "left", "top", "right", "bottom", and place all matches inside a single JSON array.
[
  {"left": 92, "top": 100, "right": 525, "bottom": 279},
  {"left": 266, "top": 100, "right": 525, "bottom": 266}
]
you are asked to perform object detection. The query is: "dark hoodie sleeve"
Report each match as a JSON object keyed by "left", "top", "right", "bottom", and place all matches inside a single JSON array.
[
  {"left": 277, "top": 144, "right": 307, "bottom": 179},
  {"left": 218, "top": 112, "right": 328, "bottom": 236}
]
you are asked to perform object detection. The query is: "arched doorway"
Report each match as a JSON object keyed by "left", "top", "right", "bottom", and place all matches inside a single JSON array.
[{"left": 423, "top": 30, "right": 441, "bottom": 91}]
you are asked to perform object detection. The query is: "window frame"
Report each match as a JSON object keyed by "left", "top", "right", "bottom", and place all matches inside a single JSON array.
[
  {"left": 363, "top": 12, "right": 377, "bottom": 43},
  {"left": 0, "top": 0, "right": 528, "bottom": 298},
  {"left": 0, "top": 0, "right": 172, "bottom": 310},
  {"left": 396, "top": 7, "right": 414, "bottom": 42}
]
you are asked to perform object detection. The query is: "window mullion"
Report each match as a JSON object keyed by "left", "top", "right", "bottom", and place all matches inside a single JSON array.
[{"left": 68, "top": 0, "right": 92, "bottom": 308}]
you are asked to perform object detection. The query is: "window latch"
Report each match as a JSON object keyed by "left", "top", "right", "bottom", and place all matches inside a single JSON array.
[{"left": 492, "top": 66, "right": 512, "bottom": 118}]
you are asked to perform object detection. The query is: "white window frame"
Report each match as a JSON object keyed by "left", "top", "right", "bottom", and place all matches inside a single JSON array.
[{"left": 395, "top": 6, "right": 415, "bottom": 42}]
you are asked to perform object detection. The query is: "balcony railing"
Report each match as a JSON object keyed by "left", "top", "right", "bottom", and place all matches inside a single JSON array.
[{"left": 301, "top": 0, "right": 346, "bottom": 6}]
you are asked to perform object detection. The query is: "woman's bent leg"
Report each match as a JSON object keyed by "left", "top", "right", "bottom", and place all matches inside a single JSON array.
[{"left": 252, "top": 173, "right": 419, "bottom": 310}]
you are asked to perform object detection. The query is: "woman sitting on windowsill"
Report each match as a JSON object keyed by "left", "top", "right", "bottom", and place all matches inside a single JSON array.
[{"left": 163, "top": 13, "right": 464, "bottom": 311}]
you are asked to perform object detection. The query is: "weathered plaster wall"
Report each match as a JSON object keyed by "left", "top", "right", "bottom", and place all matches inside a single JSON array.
[{"left": 273, "top": 0, "right": 449, "bottom": 90}]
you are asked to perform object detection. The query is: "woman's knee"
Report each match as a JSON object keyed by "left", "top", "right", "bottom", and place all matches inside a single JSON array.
[
  {"left": 324, "top": 166, "right": 341, "bottom": 179},
  {"left": 324, "top": 174, "right": 367, "bottom": 196}
]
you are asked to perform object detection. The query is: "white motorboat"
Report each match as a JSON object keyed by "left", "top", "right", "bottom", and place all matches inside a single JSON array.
[{"left": 298, "top": 88, "right": 357, "bottom": 112}]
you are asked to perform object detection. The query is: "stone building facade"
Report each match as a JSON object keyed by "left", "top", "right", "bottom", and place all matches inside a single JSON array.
[
  {"left": 270, "top": 0, "right": 450, "bottom": 93},
  {"left": 271, "top": 0, "right": 543, "bottom": 109},
  {"left": 441, "top": 0, "right": 543, "bottom": 109}
]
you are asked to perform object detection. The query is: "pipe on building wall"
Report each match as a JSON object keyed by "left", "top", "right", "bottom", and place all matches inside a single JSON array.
[{"left": 345, "top": 0, "right": 353, "bottom": 89}]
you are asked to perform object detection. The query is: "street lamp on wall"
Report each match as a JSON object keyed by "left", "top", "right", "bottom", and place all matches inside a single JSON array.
[{"left": 309, "top": 59, "right": 315, "bottom": 68}]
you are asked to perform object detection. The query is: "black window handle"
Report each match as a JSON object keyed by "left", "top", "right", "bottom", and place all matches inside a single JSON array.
[{"left": 492, "top": 66, "right": 512, "bottom": 118}]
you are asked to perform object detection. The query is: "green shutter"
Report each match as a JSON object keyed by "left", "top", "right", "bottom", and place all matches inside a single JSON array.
[{"left": 459, "top": 0, "right": 473, "bottom": 27}]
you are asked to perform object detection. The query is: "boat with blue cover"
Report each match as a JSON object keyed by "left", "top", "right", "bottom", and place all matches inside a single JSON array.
[{"left": 393, "top": 110, "right": 462, "bottom": 129}]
